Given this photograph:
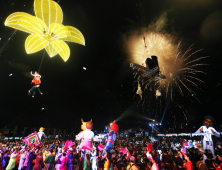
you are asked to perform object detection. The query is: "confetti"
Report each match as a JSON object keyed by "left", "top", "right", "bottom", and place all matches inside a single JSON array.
[{"left": 9, "top": 73, "right": 13, "bottom": 76}]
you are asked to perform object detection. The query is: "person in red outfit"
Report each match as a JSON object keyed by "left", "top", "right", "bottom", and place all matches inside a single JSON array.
[
  {"left": 33, "top": 152, "right": 43, "bottom": 170},
  {"left": 31, "top": 71, "right": 41, "bottom": 85},
  {"left": 183, "top": 154, "right": 193, "bottom": 170}
]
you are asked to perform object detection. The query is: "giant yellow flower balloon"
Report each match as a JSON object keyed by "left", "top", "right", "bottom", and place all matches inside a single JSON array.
[{"left": 5, "top": 0, "right": 85, "bottom": 62}]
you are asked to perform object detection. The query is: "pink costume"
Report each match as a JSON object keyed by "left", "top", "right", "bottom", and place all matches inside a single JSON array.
[
  {"left": 23, "top": 153, "right": 29, "bottom": 167},
  {"left": 76, "top": 129, "right": 94, "bottom": 151},
  {"left": 59, "top": 157, "right": 68, "bottom": 170},
  {"left": 151, "top": 163, "right": 159, "bottom": 170}
]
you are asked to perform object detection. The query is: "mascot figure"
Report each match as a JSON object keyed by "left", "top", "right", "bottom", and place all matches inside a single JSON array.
[
  {"left": 195, "top": 119, "right": 220, "bottom": 156},
  {"left": 76, "top": 119, "right": 87, "bottom": 140},
  {"left": 76, "top": 119, "right": 94, "bottom": 151},
  {"left": 38, "top": 127, "right": 45, "bottom": 140},
  {"left": 99, "top": 120, "right": 119, "bottom": 155}
]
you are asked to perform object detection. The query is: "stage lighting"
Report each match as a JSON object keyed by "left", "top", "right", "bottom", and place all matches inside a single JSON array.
[
  {"left": 153, "top": 120, "right": 155, "bottom": 121},
  {"left": 160, "top": 123, "right": 162, "bottom": 125},
  {"left": 156, "top": 124, "right": 158, "bottom": 125}
]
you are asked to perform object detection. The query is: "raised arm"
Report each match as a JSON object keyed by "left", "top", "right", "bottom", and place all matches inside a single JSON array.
[
  {"left": 195, "top": 126, "right": 203, "bottom": 134},
  {"left": 76, "top": 131, "right": 84, "bottom": 140},
  {"left": 211, "top": 127, "right": 220, "bottom": 137}
]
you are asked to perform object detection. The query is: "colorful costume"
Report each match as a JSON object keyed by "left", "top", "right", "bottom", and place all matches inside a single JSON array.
[
  {"left": 18, "top": 153, "right": 26, "bottom": 170},
  {"left": 76, "top": 120, "right": 94, "bottom": 151},
  {"left": 44, "top": 154, "right": 55, "bottom": 170},
  {"left": 156, "top": 90, "right": 161, "bottom": 99},
  {"left": 101, "top": 120, "right": 119, "bottom": 156},
  {"left": 31, "top": 72, "right": 41, "bottom": 85},
  {"left": 38, "top": 127, "right": 46, "bottom": 140},
  {"left": 33, "top": 156, "right": 43, "bottom": 170},
  {"left": 55, "top": 151, "right": 62, "bottom": 170},
  {"left": 6, "top": 153, "right": 17, "bottom": 170},
  {"left": 59, "top": 157, "right": 68, "bottom": 170},
  {"left": 136, "top": 82, "right": 143, "bottom": 100},
  {"left": 136, "top": 86, "right": 142, "bottom": 94},
  {"left": 83, "top": 159, "right": 90, "bottom": 170},
  {"left": 32, "top": 76, "right": 41, "bottom": 85},
  {"left": 23, "top": 127, "right": 45, "bottom": 147},
  {"left": 27, "top": 152, "right": 36, "bottom": 170},
  {"left": 104, "top": 159, "right": 110, "bottom": 170},
  {"left": 67, "top": 150, "right": 74, "bottom": 170},
  {"left": 2, "top": 153, "right": 10, "bottom": 169}
]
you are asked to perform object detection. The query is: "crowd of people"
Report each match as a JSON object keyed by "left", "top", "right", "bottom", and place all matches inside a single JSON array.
[
  {"left": 0, "top": 135, "right": 222, "bottom": 170},
  {"left": 0, "top": 119, "right": 221, "bottom": 170}
]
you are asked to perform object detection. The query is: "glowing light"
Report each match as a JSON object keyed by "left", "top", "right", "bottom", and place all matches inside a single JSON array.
[
  {"left": 126, "top": 32, "right": 206, "bottom": 105},
  {"left": 5, "top": 0, "right": 85, "bottom": 62}
]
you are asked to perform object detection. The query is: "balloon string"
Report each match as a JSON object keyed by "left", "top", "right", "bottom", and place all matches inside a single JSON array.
[
  {"left": 38, "top": 50, "right": 45, "bottom": 74},
  {"left": 0, "top": 30, "right": 17, "bottom": 55}
]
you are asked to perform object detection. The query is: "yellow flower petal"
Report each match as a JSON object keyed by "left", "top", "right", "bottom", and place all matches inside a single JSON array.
[
  {"left": 49, "top": 23, "right": 68, "bottom": 39},
  {"left": 45, "top": 43, "right": 58, "bottom": 57},
  {"left": 50, "top": 40, "right": 70, "bottom": 62},
  {"left": 5, "top": 12, "right": 47, "bottom": 35},
  {"left": 25, "top": 35, "right": 48, "bottom": 54},
  {"left": 61, "top": 26, "right": 85, "bottom": 46},
  {"left": 34, "top": 0, "right": 63, "bottom": 28}
]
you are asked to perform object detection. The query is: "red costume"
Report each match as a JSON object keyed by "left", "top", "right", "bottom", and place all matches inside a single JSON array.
[
  {"left": 185, "top": 160, "right": 193, "bottom": 170},
  {"left": 32, "top": 76, "right": 41, "bottom": 85}
]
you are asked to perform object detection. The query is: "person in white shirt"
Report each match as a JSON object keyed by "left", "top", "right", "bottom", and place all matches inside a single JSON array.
[
  {"left": 195, "top": 119, "right": 220, "bottom": 156},
  {"left": 76, "top": 120, "right": 94, "bottom": 151}
]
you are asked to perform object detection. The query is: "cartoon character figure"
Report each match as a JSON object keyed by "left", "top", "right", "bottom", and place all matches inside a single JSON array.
[
  {"left": 100, "top": 120, "right": 119, "bottom": 156},
  {"left": 195, "top": 119, "right": 220, "bottom": 156},
  {"left": 38, "top": 127, "right": 45, "bottom": 140},
  {"left": 76, "top": 120, "right": 94, "bottom": 151},
  {"left": 76, "top": 119, "right": 87, "bottom": 140},
  {"left": 31, "top": 71, "right": 41, "bottom": 85},
  {"left": 137, "top": 81, "right": 143, "bottom": 100},
  {"left": 156, "top": 90, "right": 161, "bottom": 99}
]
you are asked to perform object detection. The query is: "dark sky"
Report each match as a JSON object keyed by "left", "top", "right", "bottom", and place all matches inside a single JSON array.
[{"left": 0, "top": 0, "right": 222, "bottom": 134}]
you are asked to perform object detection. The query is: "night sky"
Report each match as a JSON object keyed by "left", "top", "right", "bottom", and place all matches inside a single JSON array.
[{"left": 0, "top": 0, "right": 222, "bottom": 134}]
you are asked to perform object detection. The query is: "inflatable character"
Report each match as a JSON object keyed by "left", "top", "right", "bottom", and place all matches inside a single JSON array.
[
  {"left": 99, "top": 120, "right": 119, "bottom": 155},
  {"left": 76, "top": 119, "right": 87, "bottom": 140},
  {"left": 195, "top": 119, "right": 220, "bottom": 156},
  {"left": 76, "top": 120, "right": 94, "bottom": 151},
  {"left": 38, "top": 127, "right": 45, "bottom": 140}
]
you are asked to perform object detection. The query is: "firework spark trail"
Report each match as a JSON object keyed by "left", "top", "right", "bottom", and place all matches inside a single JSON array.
[{"left": 125, "top": 31, "right": 207, "bottom": 120}]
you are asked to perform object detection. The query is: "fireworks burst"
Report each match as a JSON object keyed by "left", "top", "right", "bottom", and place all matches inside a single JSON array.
[{"left": 125, "top": 32, "right": 208, "bottom": 120}]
